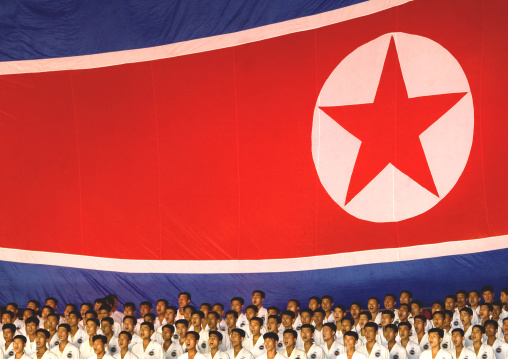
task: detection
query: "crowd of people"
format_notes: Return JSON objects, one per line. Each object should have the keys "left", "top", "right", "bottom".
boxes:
{"left": 1, "top": 286, "right": 507, "bottom": 359}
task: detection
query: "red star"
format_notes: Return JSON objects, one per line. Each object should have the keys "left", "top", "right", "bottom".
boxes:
{"left": 320, "top": 36, "right": 467, "bottom": 205}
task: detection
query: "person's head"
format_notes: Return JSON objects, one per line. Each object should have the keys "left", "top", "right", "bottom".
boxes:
{"left": 123, "top": 302, "right": 135, "bottom": 317}
{"left": 86, "top": 318, "right": 100, "bottom": 337}
{"left": 185, "top": 331, "right": 199, "bottom": 350}
{"left": 6, "top": 303, "right": 18, "bottom": 316}
{"left": 384, "top": 294, "right": 397, "bottom": 311}
{"left": 143, "top": 313, "right": 156, "bottom": 324}
{"left": 451, "top": 328, "right": 465, "bottom": 348}
{"left": 313, "top": 308, "right": 325, "bottom": 325}
{"left": 432, "top": 311, "right": 444, "bottom": 329}
{"left": 350, "top": 302, "right": 362, "bottom": 319}
{"left": 481, "top": 285, "right": 494, "bottom": 304}
{"left": 341, "top": 317, "right": 354, "bottom": 332}
{"left": 139, "top": 301, "right": 152, "bottom": 317}
{"left": 471, "top": 325, "right": 486, "bottom": 343}
{"left": 384, "top": 324, "right": 398, "bottom": 343}
{"left": 57, "top": 324, "right": 71, "bottom": 341}
{"left": 98, "top": 304, "right": 112, "bottom": 320}
{"left": 281, "top": 310, "right": 296, "bottom": 329}
{"left": 175, "top": 319, "right": 189, "bottom": 339}
{"left": 358, "top": 311, "right": 372, "bottom": 328}
{"left": 456, "top": 290, "right": 468, "bottom": 307}
{"left": 64, "top": 303, "right": 77, "bottom": 321}
{"left": 118, "top": 331, "right": 132, "bottom": 350}
{"left": 367, "top": 297, "right": 380, "bottom": 313}
{"left": 491, "top": 301, "right": 502, "bottom": 321}
{"left": 414, "top": 315, "right": 427, "bottom": 334}
{"left": 322, "top": 323, "right": 337, "bottom": 341}
{"left": 35, "top": 329, "right": 50, "bottom": 349}
{"left": 444, "top": 295, "right": 457, "bottom": 311}
{"left": 199, "top": 303, "right": 212, "bottom": 319}
{"left": 321, "top": 295, "right": 333, "bottom": 312}
{"left": 411, "top": 300, "right": 423, "bottom": 317}
{"left": 161, "top": 324, "right": 175, "bottom": 343}
{"left": 300, "top": 324, "right": 315, "bottom": 343}
{"left": 225, "top": 310, "right": 239, "bottom": 329}
{"left": 469, "top": 290, "right": 481, "bottom": 307}
{"left": 249, "top": 317, "right": 263, "bottom": 336}
{"left": 479, "top": 303, "right": 493, "bottom": 320}
{"left": 332, "top": 305, "right": 346, "bottom": 322}
{"left": 2, "top": 311, "right": 14, "bottom": 324}
{"left": 25, "top": 316, "right": 40, "bottom": 336}
{"left": 459, "top": 307, "right": 473, "bottom": 325}
{"left": 191, "top": 311, "right": 204, "bottom": 329}
{"left": 245, "top": 305, "right": 259, "bottom": 321}
{"left": 343, "top": 331, "right": 359, "bottom": 350}
{"left": 230, "top": 329, "right": 246, "bottom": 348}
{"left": 207, "top": 311, "right": 220, "bottom": 330}
{"left": 27, "top": 300, "right": 41, "bottom": 312}
{"left": 80, "top": 303, "right": 93, "bottom": 318}
{"left": 178, "top": 292, "right": 191, "bottom": 309}
{"left": 212, "top": 303, "right": 224, "bottom": 317}
{"left": 92, "top": 335, "right": 108, "bottom": 355}
{"left": 300, "top": 308, "right": 313, "bottom": 325}
{"left": 2, "top": 324, "right": 16, "bottom": 343}
{"left": 398, "top": 322, "right": 412, "bottom": 340}
{"left": 283, "top": 329, "right": 297, "bottom": 349}
{"left": 208, "top": 331, "right": 223, "bottom": 350}
{"left": 428, "top": 328, "right": 444, "bottom": 348}
{"left": 183, "top": 305, "right": 196, "bottom": 322}
{"left": 252, "top": 290, "right": 265, "bottom": 307}
{"left": 139, "top": 322, "right": 155, "bottom": 340}
{"left": 431, "top": 301, "right": 444, "bottom": 314}
{"left": 380, "top": 310, "right": 395, "bottom": 327}
{"left": 122, "top": 316, "right": 136, "bottom": 333}
{"left": 231, "top": 297, "right": 244, "bottom": 314}
{"left": 442, "top": 310, "right": 453, "bottom": 329}
{"left": 263, "top": 332, "right": 279, "bottom": 352}
{"left": 156, "top": 299, "right": 168, "bottom": 316}
{"left": 287, "top": 299, "right": 300, "bottom": 314}
{"left": 309, "top": 296, "right": 321, "bottom": 311}
{"left": 500, "top": 288, "right": 508, "bottom": 304}
{"left": 45, "top": 297, "right": 58, "bottom": 310}
{"left": 267, "top": 306, "right": 280, "bottom": 317}
{"left": 484, "top": 320, "right": 498, "bottom": 338}
{"left": 13, "top": 335, "right": 27, "bottom": 354}
{"left": 101, "top": 317, "right": 114, "bottom": 336}
{"left": 398, "top": 304, "right": 410, "bottom": 321}
{"left": 364, "top": 322, "right": 378, "bottom": 343}
{"left": 94, "top": 298, "right": 105, "bottom": 313}
{"left": 46, "top": 313, "right": 59, "bottom": 331}
{"left": 400, "top": 290, "right": 413, "bottom": 304}
{"left": 267, "top": 315, "right": 281, "bottom": 333}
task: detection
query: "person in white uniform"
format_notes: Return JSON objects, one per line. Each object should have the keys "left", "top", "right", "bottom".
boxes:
{"left": 231, "top": 299, "right": 248, "bottom": 331}
{"left": 483, "top": 320, "right": 508, "bottom": 359}
{"left": 384, "top": 325, "right": 406, "bottom": 359}
{"left": 101, "top": 318, "right": 120, "bottom": 356}
{"left": 409, "top": 316, "right": 429, "bottom": 351}
{"left": 419, "top": 329, "right": 452, "bottom": 359}
{"left": 449, "top": 329, "right": 476, "bottom": 359}
{"left": 4, "top": 323, "right": 17, "bottom": 358}
{"left": 68, "top": 311, "right": 87, "bottom": 349}
{"left": 161, "top": 325, "right": 182, "bottom": 359}
{"left": 89, "top": 335, "right": 115, "bottom": 359}
{"left": 113, "top": 332, "right": 139, "bottom": 359}
{"left": 31, "top": 329, "right": 58, "bottom": 359}
{"left": 466, "top": 326, "right": 494, "bottom": 359}
{"left": 205, "top": 331, "right": 229, "bottom": 359}
{"left": 226, "top": 329, "right": 254, "bottom": 359}
{"left": 298, "top": 324, "right": 326, "bottom": 359}
{"left": 81, "top": 319, "right": 102, "bottom": 359}
{"left": 320, "top": 296, "right": 334, "bottom": 324}
{"left": 396, "top": 323, "right": 419, "bottom": 359}
{"left": 176, "top": 332, "right": 207, "bottom": 359}
{"left": 46, "top": 314, "right": 60, "bottom": 350}
{"left": 50, "top": 324, "right": 80, "bottom": 359}
{"left": 207, "top": 313, "right": 230, "bottom": 352}
{"left": 278, "top": 329, "right": 305, "bottom": 359}
{"left": 132, "top": 323, "right": 164, "bottom": 359}
{"left": 251, "top": 291, "right": 268, "bottom": 326}
{"left": 11, "top": 335, "right": 31, "bottom": 359}
{"left": 356, "top": 323, "right": 389, "bottom": 359}
{"left": 431, "top": 312, "right": 454, "bottom": 351}
{"left": 23, "top": 317, "right": 39, "bottom": 356}
{"left": 319, "top": 323, "right": 345, "bottom": 359}
{"left": 255, "top": 333, "right": 286, "bottom": 359}
{"left": 122, "top": 317, "right": 142, "bottom": 351}
{"left": 336, "top": 331, "right": 367, "bottom": 359}
{"left": 242, "top": 318, "right": 265, "bottom": 358}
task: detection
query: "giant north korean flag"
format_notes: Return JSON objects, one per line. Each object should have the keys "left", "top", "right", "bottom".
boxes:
{"left": 0, "top": 0, "right": 507, "bottom": 308}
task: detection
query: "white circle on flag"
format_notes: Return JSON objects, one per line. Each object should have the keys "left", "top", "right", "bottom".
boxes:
{"left": 312, "top": 32, "right": 474, "bottom": 222}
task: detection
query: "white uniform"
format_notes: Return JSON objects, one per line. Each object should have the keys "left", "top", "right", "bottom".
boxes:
{"left": 236, "top": 315, "right": 249, "bottom": 332}
{"left": 219, "top": 320, "right": 227, "bottom": 332}
{"left": 325, "top": 314, "right": 334, "bottom": 324}
{"left": 302, "top": 344, "right": 326, "bottom": 359}
{"left": 49, "top": 333, "right": 59, "bottom": 350}
{"left": 399, "top": 341, "right": 420, "bottom": 359}
{"left": 151, "top": 333, "right": 163, "bottom": 346}
{"left": 440, "top": 332, "right": 455, "bottom": 351}
{"left": 357, "top": 343, "right": 389, "bottom": 359}
{"left": 320, "top": 341, "right": 345, "bottom": 359}
{"left": 451, "top": 311, "right": 463, "bottom": 330}
{"left": 177, "top": 352, "right": 208, "bottom": 359}
{"left": 88, "top": 354, "right": 115, "bottom": 359}
{"left": 31, "top": 350, "right": 58, "bottom": 359}
{"left": 388, "top": 343, "right": 407, "bottom": 359}
{"left": 312, "top": 330, "right": 324, "bottom": 347}
{"left": 294, "top": 317, "right": 302, "bottom": 332}
{"left": 128, "top": 335, "right": 143, "bottom": 351}
{"left": 69, "top": 329, "right": 88, "bottom": 348}
{"left": 113, "top": 351, "right": 139, "bottom": 359}
{"left": 197, "top": 331, "right": 210, "bottom": 354}
{"left": 163, "top": 342, "right": 183, "bottom": 359}
{"left": 255, "top": 353, "right": 287, "bottom": 359}
{"left": 466, "top": 344, "right": 495, "bottom": 359}
{"left": 257, "top": 308, "right": 268, "bottom": 326}
{"left": 419, "top": 349, "right": 453, "bottom": 359}
{"left": 3, "top": 343, "right": 13, "bottom": 359}
{"left": 205, "top": 351, "right": 229, "bottom": 359}
{"left": 14, "top": 318, "right": 25, "bottom": 331}
{"left": 24, "top": 338, "right": 38, "bottom": 357}
{"left": 489, "top": 339, "right": 508, "bottom": 359}
{"left": 80, "top": 341, "right": 97, "bottom": 359}
{"left": 448, "top": 347, "right": 476, "bottom": 359}
{"left": 51, "top": 343, "right": 81, "bottom": 359}
{"left": 463, "top": 327, "right": 474, "bottom": 348}
{"left": 242, "top": 336, "right": 265, "bottom": 358}
{"left": 154, "top": 319, "right": 167, "bottom": 332}
{"left": 112, "top": 312, "right": 125, "bottom": 325}
{"left": 132, "top": 341, "right": 164, "bottom": 359}
{"left": 373, "top": 314, "right": 382, "bottom": 326}
{"left": 336, "top": 352, "right": 367, "bottom": 359}
{"left": 409, "top": 334, "right": 429, "bottom": 352}
{"left": 226, "top": 348, "right": 254, "bottom": 359}
{"left": 108, "top": 337, "right": 121, "bottom": 356}
{"left": 278, "top": 348, "right": 306, "bottom": 359}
